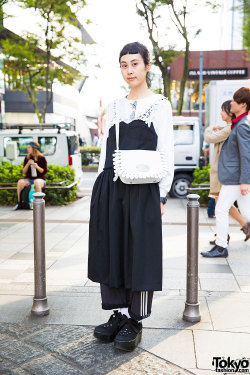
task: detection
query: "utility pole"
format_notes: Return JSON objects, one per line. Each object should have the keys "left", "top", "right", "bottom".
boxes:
{"left": 199, "top": 51, "right": 203, "bottom": 127}
{"left": 231, "top": 0, "right": 235, "bottom": 49}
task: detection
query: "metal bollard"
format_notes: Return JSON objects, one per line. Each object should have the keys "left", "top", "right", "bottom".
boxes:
{"left": 31, "top": 192, "right": 49, "bottom": 316}
{"left": 183, "top": 194, "right": 201, "bottom": 323}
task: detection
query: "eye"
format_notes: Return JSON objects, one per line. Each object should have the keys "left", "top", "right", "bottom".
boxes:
{"left": 133, "top": 63, "right": 138, "bottom": 66}
{"left": 121, "top": 64, "right": 127, "bottom": 69}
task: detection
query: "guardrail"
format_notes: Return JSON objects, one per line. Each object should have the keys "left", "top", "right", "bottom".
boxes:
{"left": 0, "top": 180, "right": 78, "bottom": 190}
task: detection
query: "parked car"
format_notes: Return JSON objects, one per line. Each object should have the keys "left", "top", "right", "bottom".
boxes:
{"left": 0, "top": 124, "right": 82, "bottom": 183}
{"left": 169, "top": 116, "right": 204, "bottom": 198}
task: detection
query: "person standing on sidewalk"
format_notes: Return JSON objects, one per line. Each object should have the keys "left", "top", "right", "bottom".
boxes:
{"left": 88, "top": 42, "right": 174, "bottom": 351}
{"left": 14, "top": 142, "right": 47, "bottom": 210}
{"left": 201, "top": 87, "right": 250, "bottom": 258}
{"left": 204, "top": 100, "right": 246, "bottom": 245}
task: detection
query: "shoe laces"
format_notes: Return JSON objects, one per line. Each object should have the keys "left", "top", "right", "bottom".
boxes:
{"left": 119, "top": 319, "right": 140, "bottom": 336}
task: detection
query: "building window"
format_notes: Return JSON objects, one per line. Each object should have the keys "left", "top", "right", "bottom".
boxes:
{"left": 38, "top": 137, "right": 57, "bottom": 156}
{"left": 4, "top": 137, "right": 33, "bottom": 157}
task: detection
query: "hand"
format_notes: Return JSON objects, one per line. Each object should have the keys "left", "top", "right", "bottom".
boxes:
{"left": 32, "top": 163, "right": 38, "bottom": 169}
{"left": 212, "top": 125, "right": 222, "bottom": 131}
{"left": 160, "top": 202, "right": 164, "bottom": 216}
{"left": 240, "top": 184, "right": 249, "bottom": 196}
{"left": 28, "top": 159, "right": 34, "bottom": 165}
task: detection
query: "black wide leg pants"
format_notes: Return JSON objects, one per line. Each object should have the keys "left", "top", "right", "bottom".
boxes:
{"left": 100, "top": 284, "right": 154, "bottom": 321}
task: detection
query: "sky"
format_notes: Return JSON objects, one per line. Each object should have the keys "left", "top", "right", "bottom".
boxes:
{"left": 4, "top": 0, "right": 243, "bottom": 116}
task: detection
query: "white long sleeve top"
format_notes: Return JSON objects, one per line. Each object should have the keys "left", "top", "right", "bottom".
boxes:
{"left": 97, "top": 94, "right": 174, "bottom": 197}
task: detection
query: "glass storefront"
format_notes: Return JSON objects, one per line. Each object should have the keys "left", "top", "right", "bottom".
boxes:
{"left": 170, "top": 80, "right": 209, "bottom": 111}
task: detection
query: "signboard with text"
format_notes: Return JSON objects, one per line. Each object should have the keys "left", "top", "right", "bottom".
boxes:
{"left": 188, "top": 68, "right": 248, "bottom": 79}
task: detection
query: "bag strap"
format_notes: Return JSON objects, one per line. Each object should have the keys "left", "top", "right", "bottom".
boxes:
{"left": 115, "top": 99, "right": 120, "bottom": 150}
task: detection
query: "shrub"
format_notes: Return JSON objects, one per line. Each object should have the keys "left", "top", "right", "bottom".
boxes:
{"left": 80, "top": 146, "right": 100, "bottom": 165}
{"left": 0, "top": 162, "right": 77, "bottom": 206}
{"left": 192, "top": 165, "right": 210, "bottom": 204}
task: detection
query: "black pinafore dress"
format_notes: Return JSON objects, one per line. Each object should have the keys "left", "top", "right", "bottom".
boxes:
{"left": 88, "top": 107, "right": 163, "bottom": 292}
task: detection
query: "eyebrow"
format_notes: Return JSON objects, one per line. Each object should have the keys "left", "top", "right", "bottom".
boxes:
{"left": 120, "top": 59, "right": 140, "bottom": 64}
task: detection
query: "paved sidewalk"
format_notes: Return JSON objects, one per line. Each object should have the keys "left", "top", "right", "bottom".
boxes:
{"left": 0, "top": 191, "right": 250, "bottom": 374}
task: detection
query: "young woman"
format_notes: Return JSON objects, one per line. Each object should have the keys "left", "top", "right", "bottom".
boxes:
{"left": 88, "top": 42, "right": 174, "bottom": 351}
{"left": 15, "top": 141, "right": 47, "bottom": 209}
{"left": 202, "top": 100, "right": 246, "bottom": 254}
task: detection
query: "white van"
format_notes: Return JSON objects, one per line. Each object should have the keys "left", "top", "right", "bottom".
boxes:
{"left": 0, "top": 124, "right": 82, "bottom": 183}
{"left": 170, "top": 116, "right": 203, "bottom": 198}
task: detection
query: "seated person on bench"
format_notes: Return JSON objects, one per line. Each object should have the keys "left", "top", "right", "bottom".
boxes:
{"left": 14, "top": 142, "right": 47, "bottom": 210}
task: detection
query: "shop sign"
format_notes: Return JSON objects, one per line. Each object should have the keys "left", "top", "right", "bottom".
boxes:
{"left": 188, "top": 68, "right": 248, "bottom": 79}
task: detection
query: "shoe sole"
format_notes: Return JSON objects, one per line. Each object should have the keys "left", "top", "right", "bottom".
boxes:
{"left": 114, "top": 330, "right": 142, "bottom": 352}
{"left": 201, "top": 253, "right": 228, "bottom": 258}
{"left": 94, "top": 331, "right": 116, "bottom": 342}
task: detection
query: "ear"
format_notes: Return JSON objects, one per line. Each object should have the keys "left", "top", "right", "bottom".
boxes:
{"left": 146, "top": 62, "right": 152, "bottom": 72}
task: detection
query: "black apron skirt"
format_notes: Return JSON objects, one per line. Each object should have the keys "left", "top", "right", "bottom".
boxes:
{"left": 88, "top": 120, "right": 162, "bottom": 292}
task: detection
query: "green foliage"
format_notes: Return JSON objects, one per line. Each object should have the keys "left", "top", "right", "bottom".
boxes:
{"left": 242, "top": 0, "right": 250, "bottom": 51}
{"left": 0, "top": 162, "right": 77, "bottom": 206}
{"left": 80, "top": 146, "right": 100, "bottom": 166}
{"left": 192, "top": 165, "right": 210, "bottom": 204}
{"left": 1, "top": 0, "right": 87, "bottom": 123}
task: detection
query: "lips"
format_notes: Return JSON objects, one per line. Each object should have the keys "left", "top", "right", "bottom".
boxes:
{"left": 128, "top": 77, "right": 136, "bottom": 80}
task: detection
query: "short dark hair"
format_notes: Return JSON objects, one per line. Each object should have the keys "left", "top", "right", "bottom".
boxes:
{"left": 233, "top": 87, "right": 250, "bottom": 111}
{"left": 221, "top": 100, "right": 236, "bottom": 120}
{"left": 119, "top": 42, "right": 151, "bottom": 87}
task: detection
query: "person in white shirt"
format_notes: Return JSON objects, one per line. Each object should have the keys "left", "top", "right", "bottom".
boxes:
{"left": 88, "top": 42, "right": 174, "bottom": 351}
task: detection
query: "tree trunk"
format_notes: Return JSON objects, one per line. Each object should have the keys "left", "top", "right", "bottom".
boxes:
{"left": 177, "top": 40, "right": 189, "bottom": 115}
{"left": 162, "top": 68, "right": 171, "bottom": 101}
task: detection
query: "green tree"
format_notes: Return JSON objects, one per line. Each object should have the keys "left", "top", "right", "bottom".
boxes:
{"left": 1, "top": 0, "right": 87, "bottom": 123}
{"left": 137, "top": 0, "right": 180, "bottom": 99}
{"left": 138, "top": 0, "right": 219, "bottom": 114}
{"left": 242, "top": 0, "right": 250, "bottom": 51}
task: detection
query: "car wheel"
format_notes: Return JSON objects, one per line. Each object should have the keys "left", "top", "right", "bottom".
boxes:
{"left": 169, "top": 174, "right": 193, "bottom": 199}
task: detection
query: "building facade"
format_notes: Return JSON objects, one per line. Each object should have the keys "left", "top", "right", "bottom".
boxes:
{"left": 168, "top": 49, "right": 250, "bottom": 116}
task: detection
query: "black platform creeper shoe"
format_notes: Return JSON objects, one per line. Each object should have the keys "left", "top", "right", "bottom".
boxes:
{"left": 201, "top": 244, "right": 228, "bottom": 258}
{"left": 114, "top": 318, "right": 142, "bottom": 351}
{"left": 94, "top": 310, "right": 128, "bottom": 342}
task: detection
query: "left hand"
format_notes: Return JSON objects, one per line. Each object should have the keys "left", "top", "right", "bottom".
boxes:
{"left": 240, "top": 184, "right": 250, "bottom": 196}
{"left": 212, "top": 125, "right": 222, "bottom": 131}
{"left": 160, "top": 202, "right": 164, "bottom": 216}
{"left": 32, "top": 163, "right": 38, "bottom": 169}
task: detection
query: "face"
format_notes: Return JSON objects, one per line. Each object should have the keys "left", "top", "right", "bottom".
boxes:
{"left": 27, "top": 145, "right": 33, "bottom": 154}
{"left": 120, "top": 53, "right": 152, "bottom": 88}
{"left": 230, "top": 99, "right": 247, "bottom": 115}
{"left": 220, "top": 109, "right": 231, "bottom": 122}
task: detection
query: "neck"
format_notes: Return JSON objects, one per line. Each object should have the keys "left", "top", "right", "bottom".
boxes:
{"left": 234, "top": 108, "right": 247, "bottom": 118}
{"left": 127, "top": 82, "right": 152, "bottom": 100}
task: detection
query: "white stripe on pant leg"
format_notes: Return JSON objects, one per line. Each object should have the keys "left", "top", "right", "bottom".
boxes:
{"left": 143, "top": 292, "right": 145, "bottom": 316}
{"left": 145, "top": 292, "right": 148, "bottom": 316}
{"left": 140, "top": 292, "right": 144, "bottom": 316}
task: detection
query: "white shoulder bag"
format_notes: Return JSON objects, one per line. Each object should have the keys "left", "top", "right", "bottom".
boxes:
{"left": 112, "top": 100, "right": 168, "bottom": 184}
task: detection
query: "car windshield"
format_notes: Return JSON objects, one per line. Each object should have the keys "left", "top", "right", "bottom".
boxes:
{"left": 173, "top": 125, "right": 194, "bottom": 145}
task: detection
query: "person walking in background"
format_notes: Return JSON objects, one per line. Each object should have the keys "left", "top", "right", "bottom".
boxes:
{"left": 92, "top": 133, "right": 99, "bottom": 146}
{"left": 88, "top": 42, "right": 174, "bottom": 351}
{"left": 14, "top": 142, "right": 47, "bottom": 210}
{"left": 201, "top": 87, "right": 250, "bottom": 258}
{"left": 204, "top": 100, "right": 246, "bottom": 245}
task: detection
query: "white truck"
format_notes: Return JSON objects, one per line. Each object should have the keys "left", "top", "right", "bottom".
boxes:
{"left": 169, "top": 116, "right": 203, "bottom": 198}
{"left": 0, "top": 124, "right": 83, "bottom": 183}
{"left": 205, "top": 79, "right": 250, "bottom": 128}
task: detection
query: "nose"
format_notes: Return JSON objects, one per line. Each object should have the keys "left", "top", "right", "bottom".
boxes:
{"left": 127, "top": 65, "right": 133, "bottom": 74}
